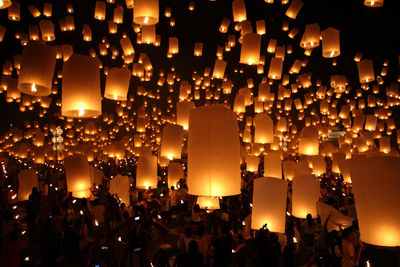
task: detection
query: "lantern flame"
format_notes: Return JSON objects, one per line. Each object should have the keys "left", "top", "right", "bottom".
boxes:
{"left": 31, "top": 83, "right": 37, "bottom": 93}
{"left": 144, "top": 16, "right": 149, "bottom": 24}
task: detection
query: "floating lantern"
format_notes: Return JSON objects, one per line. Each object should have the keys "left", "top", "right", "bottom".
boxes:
{"left": 94, "top": 1, "right": 106, "bottom": 20}
{"left": 292, "top": 174, "right": 320, "bottom": 218}
{"left": 246, "top": 155, "right": 260, "bottom": 172}
{"left": 298, "top": 126, "right": 319, "bottom": 155}
{"left": 212, "top": 59, "right": 227, "bottom": 79}
{"left": 133, "top": 0, "right": 159, "bottom": 25}
{"left": 364, "top": 0, "right": 384, "bottom": 7}
{"left": 110, "top": 174, "right": 130, "bottom": 205}
{"left": 104, "top": 67, "right": 131, "bottom": 101}
{"left": 285, "top": 0, "right": 303, "bottom": 19}
{"left": 264, "top": 152, "right": 282, "bottom": 179}
{"left": 240, "top": 33, "right": 261, "bottom": 65}
{"left": 232, "top": 0, "right": 246, "bottom": 22}
{"left": 268, "top": 57, "right": 283, "bottom": 80}
{"left": 64, "top": 155, "right": 92, "bottom": 198}
{"left": 300, "top": 23, "right": 320, "bottom": 49}
{"left": 176, "top": 101, "right": 195, "bottom": 130}
{"left": 136, "top": 147, "right": 157, "bottom": 189}
{"left": 357, "top": 59, "right": 375, "bottom": 83}
{"left": 161, "top": 124, "right": 184, "bottom": 160}
{"left": 254, "top": 113, "right": 274, "bottom": 144}
{"left": 39, "top": 20, "right": 56, "bottom": 41}
{"left": 321, "top": 27, "right": 340, "bottom": 58}
{"left": 168, "top": 162, "right": 184, "bottom": 188}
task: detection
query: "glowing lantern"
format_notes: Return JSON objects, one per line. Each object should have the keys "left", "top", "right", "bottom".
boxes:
{"left": 364, "top": 0, "right": 384, "bottom": 7}
{"left": 246, "top": 155, "right": 260, "bottom": 172}
{"left": 292, "top": 174, "right": 320, "bottom": 218}
{"left": 110, "top": 174, "right": 130, "bottom": 205}
{"left": 176, "top": 101, "right": 195, "bottom": 130}
{"left": 300, "top": 23, "right": 320, "bottom": 49}
{"left": 104, "top": 67, "right": 130, "bottom": 101}
{"left": 379, "top": 136, "right": 390, "bottom": 154}
{"left": 8, "top": 1, "right": 20, "bottom": 21}
{"left": 161, "top": 124, "right": 183, "bottom": 160}
{"left": 357, "top": 59, "right": 375, "bottom": 83}
{"left": 240, "top": 33, "right": 261, "bottom": 65}
{"left": 142, "top": 25, "right": 156, "bottom": 44}
{"left": 188, "top": 105, "right": 241, "bottom": 197}
{"left": 254, "top": 113, "right": 274, "bottom": 144}
{"left": 120, "top": 37, "right": 135, "bottom": 56}
{"left": 264, "top": 152, "right": 282, "bottom": 179}
{"left": 64, "top": 155, "right": 92, "bottom": 198}
{"left": 212, "top": 59, "right": 227, "bottom": 79}
{"left": 251, "top": 177, "right": 287, "bottom": 232}
{"left": 321, "top": 27, "right": 340, "bottom": 58}
{"left": 168, "top": 37, "right": 179, "bottom": 54}
{"left": 283, "top": 160, "right": 296, "bottom": 180}
{"left": 232, "top": 0, "right": 246, "bottom": 22}
{"left": 39, "top": 20, "right": 55, "bottom": 41}
{"left": 18, "top": 169, "right": 39, "bottom": 201}
{"left": 277, "top": 117, "right": 287, "bottom": 132}
{"left": 136, "top": 147, "right": 157, "bottom": 189}
{"left": 0, "top": 0, "right": 12, "bottom": 9}
{"left": 285, "top": 0, "right": 303, "bottom": 19}
{"left": 364, "top": 115, "right": 377, "bottom": 131}
{"left": 350, "top": 156, "right": 400, "bottom": 247}
{"left": 18, "top": 42, "right": 56, "bottom": 97}
{"left": 268, "top": 57, "right": 283, "bottom": 80}
{"left": 94, "top": 1, "right": 106, "bottom": 20}
{"left": 133, "top": 0, "right": 159, "bottom": 25}
{"left": 338, "top": 159, "right": 352, "bottom": 183}
{"left": 168, "top": 162, "right": 184, "bottom": 188}
{"left": 298, "top": 126, "right": 319, "bottom": 155}
{"left": 62, "top": 55, "right": 102, "bottom": 118}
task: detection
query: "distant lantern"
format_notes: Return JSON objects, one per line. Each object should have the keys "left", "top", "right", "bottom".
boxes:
{"left": 212, "top": 59, "right": 227, "bottom": 79}
{"left": 298, "top": 126, "right": 319, "bottom": 155}
{"left": 17, "top": 169, "right": 38, "bottom": 201}
{"left": 18, "top": 42, "right": 57, "bottom": 97}
{"left": 357, "top": 59, "right": 375, "bottom": 83}
{"left": 62, "top": 55, "right": 102, "bottom": 118}
{"left": 251, "top": 177, "right": 287, "bottom": 232}
{"left": 113, "top": 4, "right": 124, "bottom": 23}
{"left": 64, "top": 155, "right": 92, "bottom": 198}
{"left": 194, "top": 42, "right": 203, "bottom": 56}
{"left": 168, "top": 162, "right": 184, "bottom": 188}
{"left": 292, "top": 174, "right": 320, "bottom": 218}
{"left": 176, "top": 101, "right": 195, "bottom": 130}
{"left": 188, "top": 105, "right": 241, "bottom": 197}
{"left": 277, "top": 117, "right": 287, "bottom": 132}
{"left": 120, "top": 37, "right": 135, "bottom": 56}
{"left": 168, "top": 37, "right": 179, "bottom": 54}
{"left": 364, "top": 115, "right": 377, "bottom": 131}
{"left": 300, "top": 23, "right": 320, "bottom": 49}
{"left": 142, "top": 25, "right": 156, "bottom": 44}
{"left": 350, "top": 157, "right": 400, "bottom": 247}
{"left": 0, "top": 25, "right": 5, "bottom": 42}
{"left": 264, "top": 152, "right": 282, "bottom": 179}
{"left": 285, "top": 0, "right": 303, "bottom": 19}
{"left": 110, "top": 174, "right": 130, "bottom": 205}
{"left": 246, "top": 155, "right": 260, "bottom": 172}
{"left": 379, "top": 136, "right": 390, "bottom": 154}
{"left": 104, "top": 67, "right": 131, "bottom": 101}
{"left": 133, "top": 0, "right": 159, "bottom": 25}
{"left": 364, "top": 0, "right": 384, "bottom": 7}
{"left": 94, "top": 1, "right": 106, "bottom": 20}
{"left": 321, "top": 27, "right": 340, "bottom": 58}
{"left": 82, "top": 24, "right": 92, "bottom": 41}
{"left": 39, "top": 20, "right": 56, "bottom": 41}
{"left": 8, "top": 1, "right": 20, "bottom": 21}
{"left": 161, "top": 124, "right": 184, "bottom": 160}
{"left": 240, "top": 33, "right": 261, "bottom": 65}
{"left": 283, "top": 160, "right": 296, "bottom": 180}
{"left": 43, "top": 2, "right": 52, "bottom": 17}
{"left": 268, "top": 57, "right": 283, "bottom": 80}
{"left": 0, "top": 0, "right": 12, "bottom": 9}
{"left": 232, "top": 0, "right": 246, "bottom": 22}
{"left": 136, "top": 147, "right": 157, "bottom": 189}
{"left": 254, "top": 113, "right": 274, "bottom": 144}
{"left": 196, "top": 196, "right": 220, "bottom": 210}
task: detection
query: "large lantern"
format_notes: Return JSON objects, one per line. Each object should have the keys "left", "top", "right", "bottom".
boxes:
{"left": 62, "top": 55, "right": 102, "bottom": 118}
{"left": 168, "top": 162, "right": 184, "bottom": 188}
{"left": 246, "top": 155, "right": 260, "bottom": 172}
{"left": 161, "top": 124, "right": 184, "bottom": 160}
{"left": 64, "top": 155, "right": 92, "bottom": 198}
{"left": 264, "top": 152, "right": 282, "bottom": 179}
{"left": 298, "top": 126, "right": 319, "bottom": 155}
{"left": 321, "top": 27, "right": 340, "bottom": 58}
{"left": 136, "top": 147, "right": 157, "bottom": 189}
{"left": 110, "top": 174, "right": 130, "bottom": 205}
{"left": 176, "top": 101, "right": 195, "bottom": 130}
{"left": 251, "top": 177, "right": 288, "bottom": 232}
{"left": 133, "top": 0, "right": 159, "bottom": 25}
{"left": 292, "top": 174, "right": 320, "bottom": 218}
{"left": 188, "top": 105, "right": 241, "bottom": 197}
{"left": 104, "top": 67, "right": 131, "bottom": 101}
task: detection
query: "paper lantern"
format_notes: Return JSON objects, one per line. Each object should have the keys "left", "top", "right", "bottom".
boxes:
{"left": 0, "top": 0, "right": 12, "bottom": 9}
{"left": 18, "top": 169, "right": 39, "bottom": 201}
{"left": 246, "top": 155, "right": 259, "bottom": 172}
{"left": 110, "top": 174, "right": 130, "bottom": 205}
{"left": 196, "top": 196, "right": 220, "bottom": 210}
{"left": 309, "top": 155, "right": 326, "bottom": 175}
{"left": 268, "top": 57, "right": 283, "bottom": 80}
{"left": 338, "top": 159, "right": 352, "bottom": 183}
{"left": 379, "top": 136, "right": 390, "bottom": 154}
{"left": 232, "top": 0, "right": 246, "bottom": 22}
{"left": 285, "top": 0, "right": 303, "bottom": 19}
{"left": 292, "top": 174, "right": 320, "bottom": 218}
{"left": 18, "top": 42, "right": 56, "bottom": 97}
{"left": 298, "top": 126, "right": 319, "bottom": 156}
{"left": 133, "top": 0, "right": 159, "bottom": 25}
{"left": 364, "top": 115, "right": 377, "bottom": 131}
{"left": 141, "top": 25, "right": 156, "bottom": 44}
{"left": 357, "top": 59, "right": 375, "bottom": 83}
{"left": 350, "top": 157, "right": 400, "bottom": 247}
{"left": 188, "top": 105, "right": 241, "bottom": 197}
{"left": 8, "top": 1, "right": 20, "bottom": 21}
{"left": 194, "top": 42, "right": 203, "bottom": 56}
{"left": 161, "top": 124, "right": 183, "bottom": 160}
{"left": 43, "top": 2, "right": 52, "bottom": 17}
{"left": 94, "top": 1, "right": 106, "bottom": 20}
{"left": 321, "top": 27, "right": 340, "bottom": 58}
{"left": 276, "top": 117, "right": 287, "bottom": 132}
{"left": 240, "top": 33, "right": 261, "bottom": 65}
{"left": 254, "top": 113, "right": 274, "bottom": 144}
{"left": 168, "top": 162, "right": 184, "bottom": 188}
{"left": 251, "top": 177, "right": 287, "bottom": 232}
{"left": 168, "top": 37, "right": 179, "bottom": 54}
{"left": 283, "top": 160, "right": 296, "bottom": 180}
{"left": 62, "top": 55, "right": 101, "bottom": 118}
{"left": 364, "top": 0, "right": 384, "bottom": 7}
{"left": 300, "top": 23, "right": 320, "bottom": 49}
{"left": 64, "top": 155, "right": 92, "bottom": 198}
{"left": 317, "top": 201, "right": 354, "bottom": 232}
{"left": 39, "top": 20, "right": 55, "bottom": 41}
{"left": 0, "top": 25, "right": 6, "bottom": 42}
{"left": 176, "top": 101, "right": 195, "bottom": 130}
{"left": 264, "top": 152, "right": 282, "bottom": 179}
{"left": 104, "top": 67, "right": 130, "bottom": 101}
{"left": 136, "top": 147, "right": 157, "bottom": 189}
{"left": 212, "top": 59, "right": 227, "bottom": 79}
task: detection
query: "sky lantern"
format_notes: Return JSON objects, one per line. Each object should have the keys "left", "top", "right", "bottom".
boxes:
{"left": 133, "top": 0, "right": 159, "bottom": 25}
{"left": 268, "top": 57, "right": 283, "bottom": 80}
{"left": 110, "top": 174, "right": 130, "bottom": 205}
{"left": 104, "top": 67, "right": 131, "bottom": 101}
{"left": 350, "top": 157, "right": 400, "bottom": 247}
{"left": 188, "top": 105, "right": 241, "bottom": 197}
{"left": 292, "top": 174, "right": 320, "bottom": 218}
{"left": 285, "top": 0, "right": 303, "bottom": 19}
{"left": 232, "top": 0, "right": 247, "bottom": 22}
{"left": 176, "top": 101, "right": 195, "bottom": 130}
{"left": 212, "top": 59, "right": 227, "bottom": 79}
{"left": 321, "top": 27, "right": 340, "bottom": 58}
{"left": 64, "top": 154, "right": 92, "bottom": 198}
{"left": 357, "top": 59, "right": 375, "bottom": 83}
{"left": 300, "top": 23, "right": 320, "bottom": 49}
{"left": 251, "top": 177, "right": 287, "bottom": 232}
{"left": 8, "top": 1, "right": 20, "bottom": 21}
{"left": 298, "top": 126, "right": 319, "bottom": 156}
{"left": 61, "top": 55, "right": 102, "bottom": 118}
{"left": 379, "top": 136, "right": 390, "bottom": 154}
{"left": 39, "top": 20, "right": 55, "bottom": 41}
{"left": 246, "top": 155, "right": 260, "bottom": 172}
{"left": 18, "top": 42, "right": 56, "bottom": 97}
{"left": 168, "top": 162, "right": 184, "bottom": 188}
{"left": 18, "top": 169, "right": 39, "bottom": 201}
{"left": 264, "top": 152, "right": 282, "bottom": 179}
{"left": 364, "top": 0, "right": 384, "bottom": 7}
{"left": 161, "top": 124, "right": 184, "bottom": 160}
{"left": 283, "top": 160, "right": 296, "bottom": 180}
{"left": 240, "top": 33, "right": 261, "bottom": 65}
{"left": 120, "top": 37, "right": 135, "bottom": 56}
{"left": 94, "top": 1, "right": 106, "bottom": 20}
{"left": 136, "top": 147, "right": 157, "bottom": 189}
{"left": 254, "top": 113, "right": 274, "bottom": 144}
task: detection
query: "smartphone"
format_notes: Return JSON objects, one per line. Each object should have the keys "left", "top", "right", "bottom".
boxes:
{"left": 135, "top": 216, "right": 140, "bottom": 221}
{"left": 134, "top": 247, "right": 142, "bottom": 252}
{"left": 101, "top": 245, "right": 108, "bottom": 250}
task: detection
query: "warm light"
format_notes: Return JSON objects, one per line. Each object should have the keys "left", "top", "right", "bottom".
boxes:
{"left": 78, "top": 107, "right": 85, "bottom": 117}
{"left": 31, "top": 83, "right": 37, "bottom": 92}
{"left": 144, "top": 16, "right": 149, "bottom": 24}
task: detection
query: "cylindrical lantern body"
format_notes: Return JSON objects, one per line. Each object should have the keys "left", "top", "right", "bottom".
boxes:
{"left": 176, "top": 101, "right": 195, "bottom": 130}
{"left": 64, "top": 155, "right": 92, "bottom": 198}
{"left": 264, "top": 152, "right": 282, "bottom": 179}
{"left": 292, "top": 174, "right": 320, "bottom": 218}
{"left": 357, "top": 59, "right": 375, "bottom": 83}
{"left": 232, "top": 0, "right": 246, "bottom": 22}
{"left": 254, "top": 113, "right": 274, "bottom": 144}
{"left": 285, "top": 0, "right": 303, "bottom": 19}
{"left": 104, "top": 67, "right": 130, "bottom": 101}
{"left": 188, "top": 105, "right": 241, "bottom": 197}
{"left": 321, "top": 27, "right": 340, "bottom": 58}
{"left": 298, "top": 126, "right": 319, "bottom": 155}
{"left": 62, "top": 55, "right": 101, "bottom": 118}
{"left": 161, "top": 124, "right": 184, "bottom": 160}
{"left": 133, "top": 0, "right": 159, "bottom": 25}
{"left": 18, "top": 169, "right": 39, "bottom": 201}
{"left": 350, "top": 157, "right": 400, "bottom": 247}
{"left": 283, "top": 160, "right": 296, "bottom": 181}
{"left": 18, "top": 42, "right": 57, "bottom": 96}
{"left": 94, "top": 1, "right": 106, "bottom": 20}
{"left": 268, "top": 57, "right": 283, "bottom": 80}
{"left": 240, "top": 33, "right": 261, "bottom": 65}
{"left": 246, "top": 155, "right": 259, "bottom": 172}
{"left": 110, "top": 174, "right": 130, "bottom": 205}
{"left": 136, "top": 147, "right": 157, "bottom": 189}
{"left": 168, "top": 162, "right": 184, "bottom": 188}
{"left": 251, "top": 177, "right": 288, "bottom": 232}
{"left": 300, "top": 23, "right": 320, "bottom": 49}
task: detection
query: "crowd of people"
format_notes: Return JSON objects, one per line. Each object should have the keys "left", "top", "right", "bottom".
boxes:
{"left": 0, "top": 156, "right": 399, "bottom": 267}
